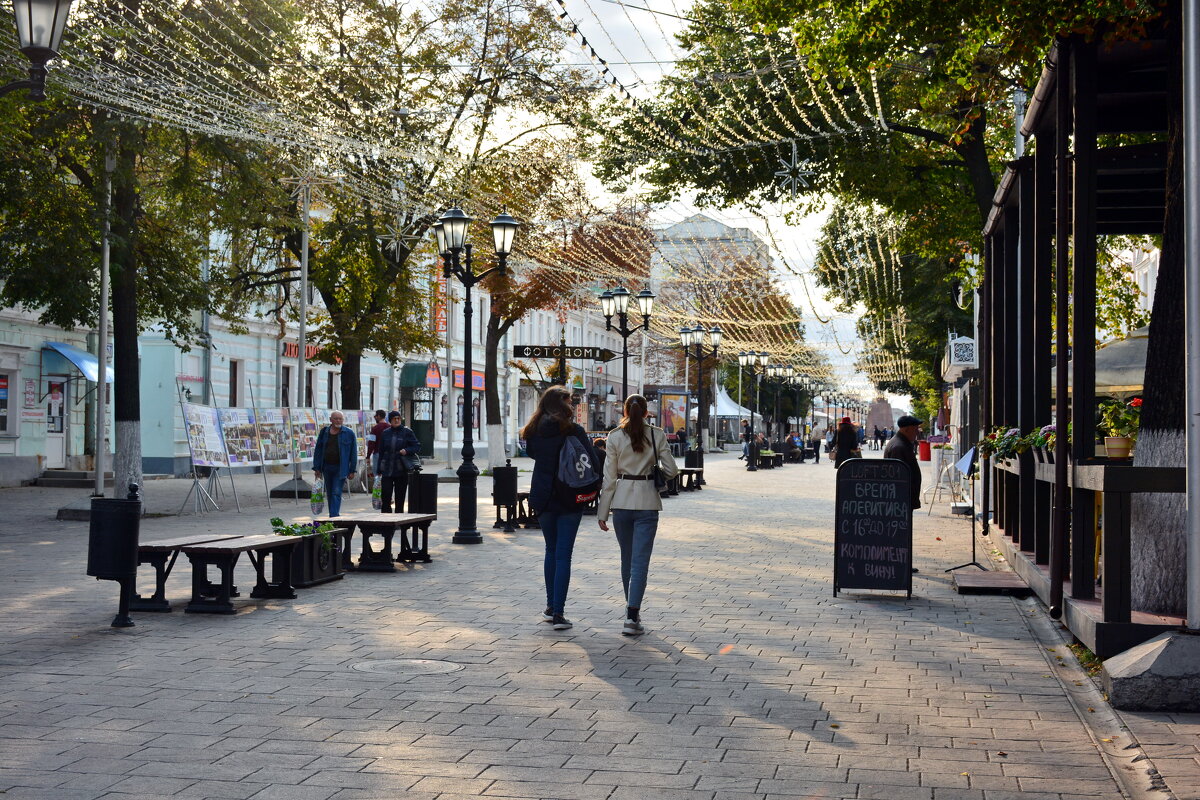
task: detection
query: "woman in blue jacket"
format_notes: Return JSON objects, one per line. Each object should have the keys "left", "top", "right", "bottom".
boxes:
{"left": 375, "top": 411, "right": 420, "bottom": 513}
{"left": 522, "top": 385, "right": 597, "bottom": 631}
{"left": 312, "top": 411, "right": 357, "bottom": 517}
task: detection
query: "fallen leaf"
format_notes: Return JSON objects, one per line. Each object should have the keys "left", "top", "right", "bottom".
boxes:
{"left": 1088, "top": 707, "right": 1095, "bottom": 713}
{"left": 830, "top": 723, "right": 840, "bottom": 728}
{"left": 961, "top": 772, "right": 970, "bottom": 776}
{"left": 997, "top": 752, "right": 1008, "bottom": 757}
{"left": 1101, "top": 738, "right": 1113, "bottom": 743}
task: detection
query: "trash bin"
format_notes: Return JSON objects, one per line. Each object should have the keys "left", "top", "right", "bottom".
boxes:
{"left": 684, "top": 450, "right": 700, "bottom": 469}
{"left": 491, "top": 461, "right": 519, "bottom": 532}
{"left": 407, "top": 472, "right": 439, "bottom": 514}
{"left": 918, "top": 440, "right": 932, "bottom": 461}
{"left": 86, "top": 484, "right": 141, "bottom": 628}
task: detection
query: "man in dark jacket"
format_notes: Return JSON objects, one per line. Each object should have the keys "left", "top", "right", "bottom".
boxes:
{"left": 883, "top": 414, "right": 923, "bottom": 510}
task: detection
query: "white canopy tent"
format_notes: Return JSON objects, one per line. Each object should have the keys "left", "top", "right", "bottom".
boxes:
{"left": 688, "top": 386, "right": 761, "bottom": 423}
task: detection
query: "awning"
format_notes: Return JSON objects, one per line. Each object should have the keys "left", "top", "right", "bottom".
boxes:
{"left": 42, "top": 341, "right": 113, "bottom": 383}
{"left": 399, "top": 360, "right": 440, "bottom": 388}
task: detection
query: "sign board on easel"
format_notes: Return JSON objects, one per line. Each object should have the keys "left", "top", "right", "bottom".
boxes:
{"left": 833, "top": 458, "right": 913, "bottom": 597}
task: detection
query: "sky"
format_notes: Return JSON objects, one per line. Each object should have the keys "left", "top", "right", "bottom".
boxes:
{"left": 558, "top": 0, "right": 904, "bottom": 409}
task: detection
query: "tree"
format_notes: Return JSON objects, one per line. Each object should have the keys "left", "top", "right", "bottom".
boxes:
{"left": 0, "top": 0, "right": 294, "bottom": 493}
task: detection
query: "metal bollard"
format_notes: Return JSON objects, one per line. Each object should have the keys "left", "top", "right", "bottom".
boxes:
{"left": 86, "top": 483, "right": 141, "bottom": 628}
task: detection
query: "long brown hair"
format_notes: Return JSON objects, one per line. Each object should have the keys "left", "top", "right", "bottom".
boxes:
{"left": 520, "top": 385, "right": 574, "bottom": 438}
{"left": 620, "top": 394, "right": 650, "bottom": 452}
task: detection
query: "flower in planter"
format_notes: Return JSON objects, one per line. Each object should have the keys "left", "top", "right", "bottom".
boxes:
{"left": 1099, "top": 397, "right": 1142, "bottom": 441}
{"left": 271, "top": 517, "right": 336, "bottom": 549}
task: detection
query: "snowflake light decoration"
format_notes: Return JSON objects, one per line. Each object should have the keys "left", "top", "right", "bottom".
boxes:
{"left": 774, "top": 139, "right": 815, "bottom": 199}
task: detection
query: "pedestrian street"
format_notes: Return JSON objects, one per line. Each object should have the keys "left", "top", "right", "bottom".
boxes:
{"left": 1, "top": 453, "right": 1197, "bottom": 800}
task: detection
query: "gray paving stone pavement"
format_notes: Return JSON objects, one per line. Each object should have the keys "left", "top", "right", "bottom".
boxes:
{"left": 1, "top": 452, "right": 1198, "bottom": 799}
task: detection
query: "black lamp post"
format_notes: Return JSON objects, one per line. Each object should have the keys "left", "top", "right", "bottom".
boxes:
{"left": 1, "top": 0, "right": 73, "bottom": 100}
{"left": 435, "top": 204, "right": 519, "bottom": 545}
{"left": 599, "top": 285, "right": 654, "bottom": 399}
{"left": 738, "top": 351, "right": 769, "bottom": 471}
{"left": 679, "top": 324, "right": 721, "bottom": 449}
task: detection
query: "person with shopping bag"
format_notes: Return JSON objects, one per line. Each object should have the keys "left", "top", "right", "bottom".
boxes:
{"left": 375, "top": 411, "right": 421, "bottom": 513}
{"left": 312, "top": 411, "right": 357, "bottom": 517}
{"left": 597, "top": 394, "right": 679, "bottom": 635}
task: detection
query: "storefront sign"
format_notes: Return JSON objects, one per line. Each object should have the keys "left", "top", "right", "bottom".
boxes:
{"left": 434, "top": 273, "right": 449, "bottom": 335}
{"left": 452, "top": 369, "right": 485, "bottom": 390}
{"left": 282, "top": 341, "right": 323, "bottom": 360}
{"left": 23, "top": 378, "right": 36, "bottom": 408}
{"left": 425, "top": 361, "right": 442, "bottom": 388}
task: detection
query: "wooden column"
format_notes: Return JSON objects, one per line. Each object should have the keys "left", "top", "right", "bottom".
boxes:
{"left": 1003, "top": 204, "right": 1021, "bottom": 541}
{"left": 1017, "top": 160, "right": 1038, "bottom": 552}
{"left": 1033, "top": 136, "right": 1055, "bottom": 565}
{"left": 1050, "top": 37, "right": 1072, "bottom": 619}
{"left": 1071, "top": 37, "right": 1098, "bottom": 600}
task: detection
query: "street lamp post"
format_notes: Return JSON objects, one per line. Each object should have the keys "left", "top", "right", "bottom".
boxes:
{"left": 679, "top": 324, "right": 721, "bottom": 478}
{"left": 739, "top": 351, "right": 770, "bottom": 471}
{"left": 599, "top": 286, "right": 654, "bottom": 399}
{"left": 1, "top": 0, "right": 73, "bottom": 100}
{"left": 435, "top": 204, "right": 519, "bottom": 545}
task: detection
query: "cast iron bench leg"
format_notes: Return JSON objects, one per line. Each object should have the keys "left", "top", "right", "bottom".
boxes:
{"left": 131, "top": 551, "right": 175, "bottom": 612}
{"left": 250, "top": 545, "right": 297, "bottom": 599}
{"left": 186, "top": 553, "right": 239, "bottom": 614}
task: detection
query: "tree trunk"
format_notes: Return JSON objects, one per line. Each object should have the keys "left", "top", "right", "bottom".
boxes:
{"left": 1131, "top": 0, "right": 1187, "bottom": 615}
{"left": 111, "top": 126, "right": 142, "bottom": 495}
{"left": 484, "top": 312, "right": 511, "bottom": 468}
{"left": 339, "top": 352, "right": 361, "bottom": 410}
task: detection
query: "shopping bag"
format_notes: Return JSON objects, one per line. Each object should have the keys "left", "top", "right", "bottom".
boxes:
{"left": 310, "top": 477, "right": 326, "bottom": 516}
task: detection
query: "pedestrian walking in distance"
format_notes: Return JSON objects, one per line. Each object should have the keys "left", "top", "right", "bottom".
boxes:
{"left": 375, "top": 411, "right": 420, "bottom": 513}
{"left": 522, "top": 385, "right": 600, "bottom": 631}
{"left": 312, "top": 411, "right": 357, "bottom": 517}
{"left": 597, "top": 394, "right": 679, "bottom": 635}
{"left": 833, "top": 416, "right": 858, "bottom": 468}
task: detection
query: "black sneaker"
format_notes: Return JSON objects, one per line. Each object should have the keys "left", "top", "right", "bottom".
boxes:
{"left": 541, "top": 607, "right": 553, "bottom": 622}
{"left": 552, "top": 614, "right": 572, "bottom": 630}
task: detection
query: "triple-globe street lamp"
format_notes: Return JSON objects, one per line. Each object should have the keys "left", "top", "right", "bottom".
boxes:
{"left": 433, "top": 205, "right": 519, "bottom": 545}
{"left": 679, "top": 324, "right": 721, "bottom": 477}
{"left": 599, "top": 286, "right": 654, "bottom": 399}
{"left": 1, "top": 0, "right": 73, "bottom": 100}
{"left": 765, "top": 364, "right": 796, "bottom": 439}
{"left": 737, "top": 351, "right": 770, "bottom": 471}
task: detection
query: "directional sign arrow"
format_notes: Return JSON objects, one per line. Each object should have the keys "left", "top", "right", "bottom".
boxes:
{"left": 513, "top": 345, "right": 619, "bottom": 362}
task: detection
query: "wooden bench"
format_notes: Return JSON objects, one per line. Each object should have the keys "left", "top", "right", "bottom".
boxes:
{"left": 678, "top": 467, "right": 703, "bottom": 491}
{"left": 315, "top": 512, "right": 437, "bottom": 571}
{"left": 757, "top": 450, "right": 777, "bottom": 469}
{"left": 516, "top": 492, "right": 540, "bottom": 528}
{"left": 659, "top": 473, "right": 681, "bottom": 498}
{"left": 180, "top": 535, "right": 299, "bottom": 614}
{"left": 132, "top": 533, "right": 244, "bottom": 612}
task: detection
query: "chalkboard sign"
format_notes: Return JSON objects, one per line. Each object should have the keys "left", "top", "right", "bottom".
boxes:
{"left": 834, "top": 458, "right": 913, "bottom": 597}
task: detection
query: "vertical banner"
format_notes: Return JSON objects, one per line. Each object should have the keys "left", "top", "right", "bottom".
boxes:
{"left": 181, "top": 403, "right": 229, "bottom": 468}
{"left": 218, "top": 407, "right": 263, "bottom": 466}
{"left": 659, "top": 392, "right": 689, "bottom": 435}
{"left": 256, "top": 407, "right": 292, "bottom": 465}
{"left": 291, "top": 408, "right": 319, "bottom": 462}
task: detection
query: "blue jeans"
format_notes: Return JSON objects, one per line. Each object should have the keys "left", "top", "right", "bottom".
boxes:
{"left": 539, "top": 510, "right": 583, "bottom": 614}
{"left": 611, "top": 509, "right": 659, "bottom": 609}
{"left": 322, "top": 467, "right": 344, "bottom": 516}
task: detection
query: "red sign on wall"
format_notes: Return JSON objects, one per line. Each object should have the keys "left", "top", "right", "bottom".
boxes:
{"left": 425, "top": 362, "right": 442, "bottom": 388}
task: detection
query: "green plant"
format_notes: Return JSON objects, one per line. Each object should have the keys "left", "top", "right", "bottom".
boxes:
{"left": 1099, "top": 397, "right": 1142, "bottom": 440}
{"left": 310, "top": 489, "right": 325, "bottom": 504}
{"left": 270, "top": 517, "right": 336, "bottom": 549}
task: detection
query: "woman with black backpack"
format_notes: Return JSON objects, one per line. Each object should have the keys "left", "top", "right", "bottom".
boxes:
{"left": 597, "top": 394, "right": 679, "bottom": 635}
{"left": 522, "top": 385, "right": 600, "bottom": 631}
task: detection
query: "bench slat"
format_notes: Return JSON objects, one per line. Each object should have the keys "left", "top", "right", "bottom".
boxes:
{"left": 181, "top": 534, "right": 295, "bottom": 554}
{"left": 139, "top": 534, "right": 243, "bottom": 551}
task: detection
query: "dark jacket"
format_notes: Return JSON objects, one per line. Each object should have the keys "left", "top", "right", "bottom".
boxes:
{"left": 883, "top": 432, "right": 922, "bottom": 509}
{"left": 525, "top": 418, "right": 596, "bottom": 514}
{"left": 313, "top": 425, "right": 357, "bottom": 479}
{"left": 833, "top": 426, "right": 859, "bottom": 467}
{"left": 375, "top": 425, "right": 421, "bottom": 477}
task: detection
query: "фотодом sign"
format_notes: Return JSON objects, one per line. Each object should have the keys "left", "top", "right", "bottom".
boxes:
{"left": 833, "top": 458, "right": 912, "bottom": 597}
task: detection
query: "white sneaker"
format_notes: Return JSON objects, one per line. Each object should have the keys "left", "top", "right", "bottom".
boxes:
{"left": 622, "top": 617, "right": 644, "bottom": 636}
{"left": 541, "top": 607, "right": 554, "bottom": 622}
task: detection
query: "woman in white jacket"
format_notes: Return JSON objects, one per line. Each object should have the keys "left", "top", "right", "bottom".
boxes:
{"left": 597, "top": 394, "right": 679, "bottom": 635}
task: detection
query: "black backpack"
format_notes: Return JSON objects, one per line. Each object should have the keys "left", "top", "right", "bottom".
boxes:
{"left": 553, "top": 430, "right": 601, "bottom": 509}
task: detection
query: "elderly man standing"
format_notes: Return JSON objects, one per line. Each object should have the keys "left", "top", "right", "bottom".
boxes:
{"left": 313, "top": 411, "right": 357, "bottom": 517}
{"left": 883, "top": 414, "right": 923, "bottom": 510}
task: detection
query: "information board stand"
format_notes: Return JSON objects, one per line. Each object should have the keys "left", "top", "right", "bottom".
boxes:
{"left": 833, "top": 458, "right": 913, "bottom": 598}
